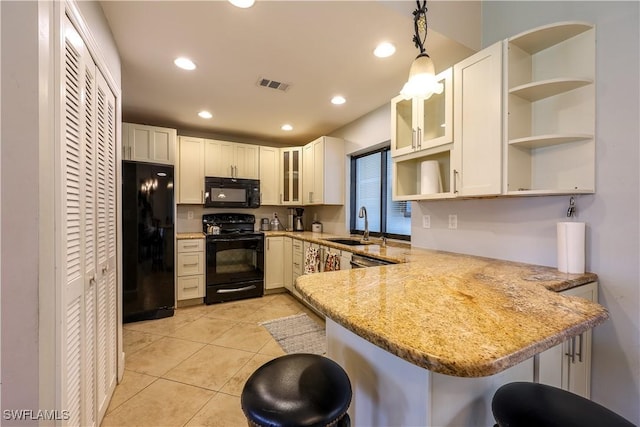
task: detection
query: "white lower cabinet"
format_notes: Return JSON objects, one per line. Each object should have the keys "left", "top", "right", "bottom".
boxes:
{"left": 537, "top": 281, "right": 597, "bottom": 398}
{"left": 283, "top": 237, "right": 293, "bottom": 291}
{"left": 176, "top": 239, "right": 205, "bottom": 300}
{"left": 265, "top": 236, "right": 285, "bottom": 290}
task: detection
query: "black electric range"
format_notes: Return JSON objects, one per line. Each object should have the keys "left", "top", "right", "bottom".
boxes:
{"left": 201, "top": 213, "right": 264, "bottom": 304}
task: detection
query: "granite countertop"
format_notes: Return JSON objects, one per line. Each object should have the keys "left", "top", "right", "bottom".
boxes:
{"left": 176, "top": 232, "right": 205, "bottom": 240}
{"left": 285, "top": 232, "right": 609, "bottom": 377}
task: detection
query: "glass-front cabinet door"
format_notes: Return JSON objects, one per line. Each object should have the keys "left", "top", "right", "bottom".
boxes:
{"left": 391, "top": 67, "right": 453, "bottom": 158}
{"left": 280, "top": 147, "right": 302, "bottom": 205}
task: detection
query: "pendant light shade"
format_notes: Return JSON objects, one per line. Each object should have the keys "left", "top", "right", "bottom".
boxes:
{"left": 400, "top": 53, "right": 443, "bottom": 100}
{"left": 400, "top": 1, "right": 441, "bottom": 100}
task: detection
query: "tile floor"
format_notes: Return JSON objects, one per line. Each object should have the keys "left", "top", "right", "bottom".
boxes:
{"left": 101, "top": 293, "right": 324, "bottom": 427}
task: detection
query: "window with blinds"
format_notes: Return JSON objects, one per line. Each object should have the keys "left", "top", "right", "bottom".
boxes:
{"left": 350, "top": 147, "right": 411, "bottom": 239}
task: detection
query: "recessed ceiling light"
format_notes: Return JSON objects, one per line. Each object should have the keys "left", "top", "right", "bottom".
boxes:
{"left": 281, "top": 124, "right": 293, "bottom": 131}
{"left": 229, "top": 0, "right": 255, "bottom": 8}
{"left": 174, "top": 57, "right": 196, "bottom": 70}
{"left": 374, "top": 42, "right": 396, "bottom": 58}
{"left": 331, "top": 96, "right": 346, "bottom": 105}
{"left": 198, "top": 111, "right": 213, "bottom": 119}
{"left": 157, "top": 172, "right": 167, "bottom": 177}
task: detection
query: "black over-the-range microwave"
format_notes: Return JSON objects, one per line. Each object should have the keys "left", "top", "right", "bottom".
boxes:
{"left": 204, "top": 177, "right": 261, "bottom": 208}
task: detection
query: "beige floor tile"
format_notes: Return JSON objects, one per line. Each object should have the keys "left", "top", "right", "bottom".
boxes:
{"left": 210, "top": 322, "right": 272, "bottom": 352}
{"left": 257, "top": 337, "right": 287, "bottom": 357}
{"left": 242, "top": 302, "right": 304, "bottom": 323}
{"left": 163, "top": 344, "right": 254, "bottom": 391}
{"left": 185, "top": 392, "right": 247, "bottom": 427}
{"left": 174, "top": 303, "right": 214, "bottom": 319}
{"left": 101, "top": 378, "right": 214, "bottom": 427}
{"left": 169, "top": 316, "right": 238, "bottom": 344}
{"left": 219, "top": 353, "right": 278, "bottom": 397}
{"left": 123, "top": 329, "right": 164, "bottom": 356}
{"left": 125, "top": 337, "right": 205, "bottom": 377}
{"left": 204, "top": 297, "right": 269, "bottom": 322}
{"left": 123, "top": 313, "right": 199, "bottom": 336}
{"left": 106, "top": 370, "right": 157, "bottom": 414}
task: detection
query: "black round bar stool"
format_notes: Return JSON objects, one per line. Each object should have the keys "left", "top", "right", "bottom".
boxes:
{"left": 241, "top": 353, "right": 352, "bottom": 427}
{"left": 492, "top": 382, "right": 635, "bottom": 427}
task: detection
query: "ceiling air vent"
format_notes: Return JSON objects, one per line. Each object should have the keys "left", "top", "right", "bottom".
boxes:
{"left": 257, "top": 77, "right": 290, "bottom": 92}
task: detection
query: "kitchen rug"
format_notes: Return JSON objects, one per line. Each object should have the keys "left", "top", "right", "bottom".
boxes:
{"left": 260, "top": 313, "right": 326, "bottom": 355}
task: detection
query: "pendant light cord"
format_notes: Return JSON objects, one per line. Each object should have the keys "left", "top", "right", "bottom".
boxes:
{"left": 412, "top": 0, "right": 429, "bottom": 57}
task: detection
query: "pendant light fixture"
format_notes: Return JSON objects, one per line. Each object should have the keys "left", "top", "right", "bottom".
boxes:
{"left": 399, "top": 0, "right": 443, "bottom": 100}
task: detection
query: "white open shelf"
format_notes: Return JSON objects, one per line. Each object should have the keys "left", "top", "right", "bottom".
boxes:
{"left": 509, "top": 78, "right": 592, "bottom": 102}
{"left": 508, "top": 21, "right": 593, "bottom": 54}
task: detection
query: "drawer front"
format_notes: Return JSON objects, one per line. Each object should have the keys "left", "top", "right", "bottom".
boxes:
{"left": 292, "top": 258, "right": 303, "bottom": 275}
{"left": 177, "top": 239, "right": 204, "bottom": 253}
{"left": 177, "top": 275, "right": 204, "bottom": 300}
{"left": 177, "top": 252, "right": 204, "bottom": 276}
{"left": 292, "top": 239, "right": 303, "bottom": 253}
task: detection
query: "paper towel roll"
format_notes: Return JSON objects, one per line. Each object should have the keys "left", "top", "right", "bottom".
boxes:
{"left": 557, "top": 222, "right": 586, "bottom": 274}
{"left": 419, "top": 160, "right": 442, "bottom": 195}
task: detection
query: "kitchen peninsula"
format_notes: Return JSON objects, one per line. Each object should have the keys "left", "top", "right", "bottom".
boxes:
{"left": 294, "top": 242, "right": 608, "bottom": 426}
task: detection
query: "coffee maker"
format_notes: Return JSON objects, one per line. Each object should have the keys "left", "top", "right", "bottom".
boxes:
{"left": 293, "top": 208, "right": 304, "bottom": 231}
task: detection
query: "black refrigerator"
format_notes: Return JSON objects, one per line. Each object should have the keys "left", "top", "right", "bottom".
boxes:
{"left": 122, "top": 161, "right": 175, "bottom": 323}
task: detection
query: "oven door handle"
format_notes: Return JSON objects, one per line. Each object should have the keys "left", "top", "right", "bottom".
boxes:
{"left": 209, "top": 236, "right": 263, "bottom": 243}
{"left": 216, "top": 285, "right": 257, "bottom": 294}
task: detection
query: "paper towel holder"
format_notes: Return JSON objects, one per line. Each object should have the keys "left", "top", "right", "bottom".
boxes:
{"left": 566, "top": 196, "right": 576, "bottom": 218}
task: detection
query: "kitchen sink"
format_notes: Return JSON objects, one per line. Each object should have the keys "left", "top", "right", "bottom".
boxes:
{"left": 322, "top": 237, "right": 373, "bottom": 246}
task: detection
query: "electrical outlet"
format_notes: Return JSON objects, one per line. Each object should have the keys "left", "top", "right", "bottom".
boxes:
{"left": 187, "top": 210, "right": 194, "bottom": 220}
{"left": 422, "top": 215, "right": 431, "bottom": 228}
{"left": 448, "top": 214, "right": 457, "bottom": 229}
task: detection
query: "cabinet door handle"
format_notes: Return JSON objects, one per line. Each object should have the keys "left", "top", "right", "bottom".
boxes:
{"left": 412, "top": 129, "right": 416, "bottom": 149}
{"left": 417, "top": 127, "right": 422, "bottom": 149}
{"left": 565, "top": 336, "right": 577, "bottom": 364}
{"left": 453, "top": 169, "right": 459, "bottom": 194}
{"left": 183, "top": 262, "right": 199, "bottom": 267}
{"left": 201, "top": 190, "right": 204, "bottom": 203}
{"left": 280, "top": 193, "right": 283, "bottom": 204}
{"left": 576, "top": 333, "right": 583, "bottom": 362}
{"left": 184, "top": 285, "right": 199, "bottom": 290}
{"left": 182, "top": 244, "right": 199, "bottom": 249}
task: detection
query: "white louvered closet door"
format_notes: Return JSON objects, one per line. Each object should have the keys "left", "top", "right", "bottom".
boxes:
{"left": 95, "top": 68, "right": 118, "bottom": 421}
{"left": 61, "top": 14, "right": 117, "bottom": 427}
{"left": 61, "top": 16, "right": 91, "bottom": 427}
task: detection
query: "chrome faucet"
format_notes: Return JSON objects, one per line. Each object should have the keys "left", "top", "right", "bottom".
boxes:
{"left": 358, "top": 206, "right": 369, "bottom": 241}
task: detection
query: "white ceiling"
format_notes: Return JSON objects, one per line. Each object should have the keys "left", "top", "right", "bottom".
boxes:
{"left": 99, "top": 1, "right": 477, "bottom": 146}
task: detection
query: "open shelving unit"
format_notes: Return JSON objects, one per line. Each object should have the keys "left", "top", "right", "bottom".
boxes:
{"left": 392, "top": 144, "right": 455, "bottom": 201}
{"left": 504, "top": 22, "right": 595, "bottom": 195}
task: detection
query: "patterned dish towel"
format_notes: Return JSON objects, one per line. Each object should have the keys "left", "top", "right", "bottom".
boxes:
{"left": 324, "top": 252, "right": 341, "bottom": 271}
{"left": 304, "top": 246, "right": 320, "bottom": 274}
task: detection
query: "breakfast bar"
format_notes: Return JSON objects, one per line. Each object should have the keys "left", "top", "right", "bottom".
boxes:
{"left": 294, "top": 247, "right": 609, "bottom": 426}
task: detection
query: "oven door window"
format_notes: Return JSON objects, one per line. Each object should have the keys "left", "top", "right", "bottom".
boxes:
{"left": 210, "top": 187, "right": 246, "bottom": 204}
{"left": 207, "top": 238, "right": 264, "bottom": 285}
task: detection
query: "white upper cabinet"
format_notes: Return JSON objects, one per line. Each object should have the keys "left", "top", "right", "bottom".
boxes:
{"left": 391, "top": 68, "right": 453, "bottom": 158}
{"left": 280, "top": 147, "right": 303, "bottom": 205}
{"left": 302, "top": 136, "right": 344, "bottom": 205}
{"left": 259, "top": 146, "right": 280, "bottom": 205}
{"left": 177, "top": 136, "right": 205, "bottom": 204}
{"left": 453, "top": 41, "right": 503, "bottom": 197}
{"left": 122, "top": 122, "right": 176, "bottom": 165}
{"left": 204, "top": 139, "right": 259, "bottom": 179}
{"left": 504, "top": 22, "right": 595, "bottom": 195}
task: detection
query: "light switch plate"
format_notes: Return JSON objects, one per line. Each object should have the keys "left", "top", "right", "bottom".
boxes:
{"left": 422, "top": 215, "right": 431, "bottom": 228}
{"left": 448, "top": 214, "right": 457, "bottom": 229}
{"left": 187, "top": 210, "right": 194, "bottom": 220}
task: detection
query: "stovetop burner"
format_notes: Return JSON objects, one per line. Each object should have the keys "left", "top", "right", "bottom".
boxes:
{"left": 202, "top": 213, "right": 260, "bottom": 237}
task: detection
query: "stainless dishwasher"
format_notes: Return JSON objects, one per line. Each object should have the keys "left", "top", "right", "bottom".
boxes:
{"left": 350, "top": 254, "right": 395, "bottom": 268}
